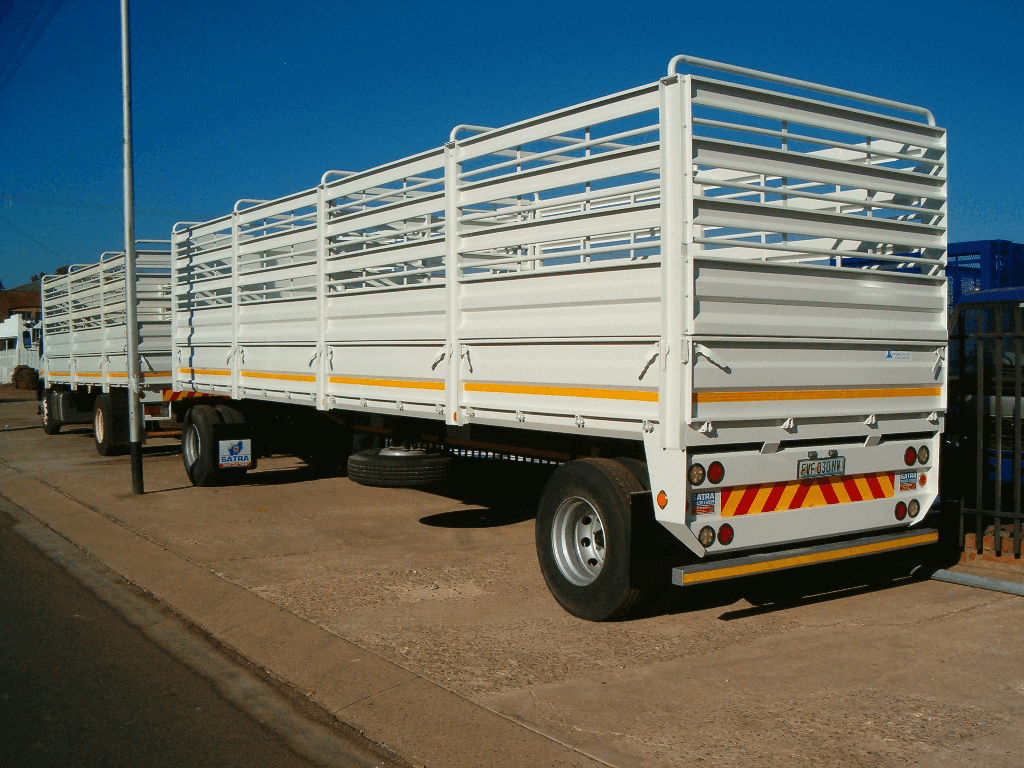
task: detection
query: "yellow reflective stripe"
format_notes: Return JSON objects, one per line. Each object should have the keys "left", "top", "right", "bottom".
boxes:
{"left": 681, "top": 531, "right": 939, "bottom": 585}
{"left": 802, "top": 484, "right": 827, "bottom": 508}
{"left": 693, "top": 386, "right": 941, "bottom": 404}
{"left": 878, "top": 474, "right": 895, "bottom": 495}
{"left": 73, "top": 372, "right": 102, "bottom": 377}
{"left": 179, "top": 367, "right": 231, "bottom": 377}
{"left": 329, "top": 376, "right": 445, "bottom": 390}
{"left": 721, "top": 491, "right": 744, "bottom": 517}
{"left": 107, "top": 371, "right": 171, "bottom": 379}
{"left": 774, "top": 483, "right": 799, "bottom": 511}
{"left": 748, "top": 485, "right": 774, "bottom": 515}
{"left": 465, "top": 382, "right": 658, "bottom": 402}
{"left": 241, "top": 371, "right": 316, "bottom": 383}
{"left": 833, "top": 481, "right": 852, "bottom": 504}
{"left": 854, "top": 476, "right": 874, "bottom": 499}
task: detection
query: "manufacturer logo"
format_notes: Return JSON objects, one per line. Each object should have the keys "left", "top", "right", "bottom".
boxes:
{"left": 885, "top": 350, "right": 912, "bottom": 360}
{"left": 899, "top": 472, "right": 918, "bottom": 492}
{"left": 691, "top": 491, "right": 716, "bottom": 515}
{"left": 219, "top": 439, "right": 252, "bottom": 468}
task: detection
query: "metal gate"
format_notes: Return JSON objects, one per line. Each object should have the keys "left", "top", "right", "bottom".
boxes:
{"left": 946, "top": 290, "right": 1024, "bottom": 560}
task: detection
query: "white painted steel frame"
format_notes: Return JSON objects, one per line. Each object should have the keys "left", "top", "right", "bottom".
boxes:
{"left": 40, "top": 242, "right": 172, "bottom": 397}
{"left": 170, "top": 56, "right": 947, "bottom": 558}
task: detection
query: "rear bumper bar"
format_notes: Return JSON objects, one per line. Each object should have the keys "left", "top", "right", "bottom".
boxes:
{"left": 673, "top": 528, "right": 939, "bottom": 586}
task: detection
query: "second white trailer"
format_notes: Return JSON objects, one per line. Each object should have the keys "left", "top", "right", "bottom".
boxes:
{"left": 39, "top": 242, "right": 174, "bottom": 454}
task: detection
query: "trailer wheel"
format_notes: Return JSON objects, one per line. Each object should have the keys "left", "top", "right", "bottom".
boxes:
{"left": 347, "top": 447, "right": 451, "bottom": 487}
{"left": 93, "top": 394, "right": 128, "bottom": 456}
{"left": 536, "top": 457, "right": 658, "bottom": 621}
{"left": 181, "top": 405, "right": 223, "bottom": 487}
{"left": 40, "top": 391, "right": 61, "bottom": 435}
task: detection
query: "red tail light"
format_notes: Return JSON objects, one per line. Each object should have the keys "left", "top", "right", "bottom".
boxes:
{"left": 718, "top": 523, "right": 734, "bottom": 545}
{"left": 904, "top": 447, "right": 917, "bottom": 466}
{"left": 894, "top": 501, "right": 907, "bottom": 520}
{"left": 708, "top": 461, "right": 725, "bottom": 484}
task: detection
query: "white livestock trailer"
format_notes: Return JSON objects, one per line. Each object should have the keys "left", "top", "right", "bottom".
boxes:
{"left": 39, "top": 242, "right": 174, "bottom": 454}
{"left": 170, "top": 56, "right": 947, "bottom": 620}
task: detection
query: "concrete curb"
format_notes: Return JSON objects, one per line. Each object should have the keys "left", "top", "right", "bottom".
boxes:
{"left": 0, "top": 462, "right": 605, "bottom": 768}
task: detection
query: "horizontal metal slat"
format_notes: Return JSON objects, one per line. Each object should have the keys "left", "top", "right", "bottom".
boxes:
{"left": 323, "top": 150, "right": 445, "bottom": 204}
{"left": 691, "top": 77, "right": 945, "bottom": 149}
{"left": 460, "top": 203, "right": 660, "bottom": 254}
{"left": 694, "top": 197, "right": 944, "bottom": 250}
{"left": 457, "top": 85, "right": 660, "bottom": 162}
{"left": 326, "top": 194, "right": 445, "bottom": 238}
{"left": 693, "top": 138, "right": 945, "bottom": 201}
{"left": 458, "top": 144, "right": 660, "bottom": 208}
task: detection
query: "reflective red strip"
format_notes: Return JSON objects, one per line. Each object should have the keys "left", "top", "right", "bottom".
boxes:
{"left": 733, "top": 485, "right": 762, "bottom": 516}
{"left": 864, "top": 473, "right": 885, "bottom": 499}
{"left": 788, "top": 481, "right": 813, "bottom": 510}
{"left": 819, "top": 480, "right": 840, "bottom": 505}
{"left": 843, "top": 477, "right": 864, "bottom": 502}
{"left": 762, "top": 482, "right": 788, "bottom": 513}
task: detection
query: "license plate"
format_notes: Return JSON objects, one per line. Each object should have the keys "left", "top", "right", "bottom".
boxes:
{"left": 218, "top": 439, "right": 252, "bottom": 468}
{"left": 797, "top": 456, "right": 845, "bottom": 480}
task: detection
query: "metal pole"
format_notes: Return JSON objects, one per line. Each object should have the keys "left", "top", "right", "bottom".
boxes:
{"left": 121, "top": 0, "right": 144, "bottom": 494}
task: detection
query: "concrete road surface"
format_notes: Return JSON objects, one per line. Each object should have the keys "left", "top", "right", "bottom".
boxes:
{"left": 2, "top": 386, "right": 1023, "bottom": 767}
{"left": 0, "top": 503, "right": 405, "bottom": 768}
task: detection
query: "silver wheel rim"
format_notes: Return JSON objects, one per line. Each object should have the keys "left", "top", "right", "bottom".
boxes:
{"left": 183, "top": 423, "right": 200, "bottom": 469}
{"left": 94, "top": 408, "right": 104, "bottom": 444}
{"left": 41, "top": 397, "right": 50, "bottom": 425}
{"left": 551, "top": 496, "right": 606, "bottom": 586}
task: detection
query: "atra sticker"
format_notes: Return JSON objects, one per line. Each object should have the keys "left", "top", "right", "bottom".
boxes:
{"left": 691, "top": 491, "right": 716, "bottom": 515}
{"left": 899, "top": 472, "right": 918, "bottom": 492}
{"left": 218, "top": 439, "right": 252, "bottom": 468}
{"left": 885, "top": 350, "right": 912, "bottom": 360}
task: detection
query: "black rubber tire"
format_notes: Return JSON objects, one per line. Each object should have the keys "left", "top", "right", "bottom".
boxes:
{"left": 536, "top": 457, "right": 663, "bottom": 622}
{"left": 41, "top": 391, "right": 61, "bottom": 435}
{"left": 346, "top": 449, "right": 452, "bottom": 487}
{"left": 93, "top": 394, "right": 128, "bottom": 456}
{"left": 612, "top": 456, "right": 650, "bottom": 490}
{"left": 181, "top": 404, "right": 223, "bottom": 487}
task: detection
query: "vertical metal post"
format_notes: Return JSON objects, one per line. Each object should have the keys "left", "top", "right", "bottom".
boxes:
{"left": 315, "top": 185, "right": 328, "bottom": 410}
{"left": 120, "top": 0, "right": 143, "bottom": 494}
{"left": 443, "top": 141, "right": 462, "bottom": 426}
{"left": 658, "top": 75, "right": 685, "bottom": 450}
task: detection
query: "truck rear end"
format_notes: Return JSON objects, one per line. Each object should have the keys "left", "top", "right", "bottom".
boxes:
{"left": 642, "top": 58, "right": 945, "bottom": 589}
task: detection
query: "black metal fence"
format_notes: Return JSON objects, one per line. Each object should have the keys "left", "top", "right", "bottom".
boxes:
{"left": 946, "top": 298, "right": 1024, "bottom": 559}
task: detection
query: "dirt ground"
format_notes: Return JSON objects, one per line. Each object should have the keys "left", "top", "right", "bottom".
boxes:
{"left": 2, "top": 387, "right": 1022, "bottom": 767}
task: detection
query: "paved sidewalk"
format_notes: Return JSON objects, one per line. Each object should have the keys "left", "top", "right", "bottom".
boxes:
{"left": 3, "top": 390, "right": 1024, "bottom": 767}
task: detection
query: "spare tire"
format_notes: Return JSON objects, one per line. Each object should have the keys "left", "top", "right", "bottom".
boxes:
{"left": 347, "top": 447, "right": 451, "bottom": 488}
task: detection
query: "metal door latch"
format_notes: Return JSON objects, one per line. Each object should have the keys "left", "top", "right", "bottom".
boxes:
{"left": 695, "top": 344, "right": 730, "bottom": 374}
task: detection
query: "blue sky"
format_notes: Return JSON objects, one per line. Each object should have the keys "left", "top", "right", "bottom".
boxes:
{"left": 1, "top": 0, "right": 1021, "bottom": 288}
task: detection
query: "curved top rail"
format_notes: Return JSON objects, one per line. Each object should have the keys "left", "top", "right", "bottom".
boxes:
{"left": 667, "top": 54, "right": 935, "bottom": 127}
{"left": 233, "top": 198, "right": 269, "bottom": 213}
{"left": 320, "top": 170, "right": 357, "bottom": 185}
{"left": 450, "top": 124, "right": 496, "bottom": 142}
{"left": 172, "top": 220, "right": 205, "bottom": 234}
